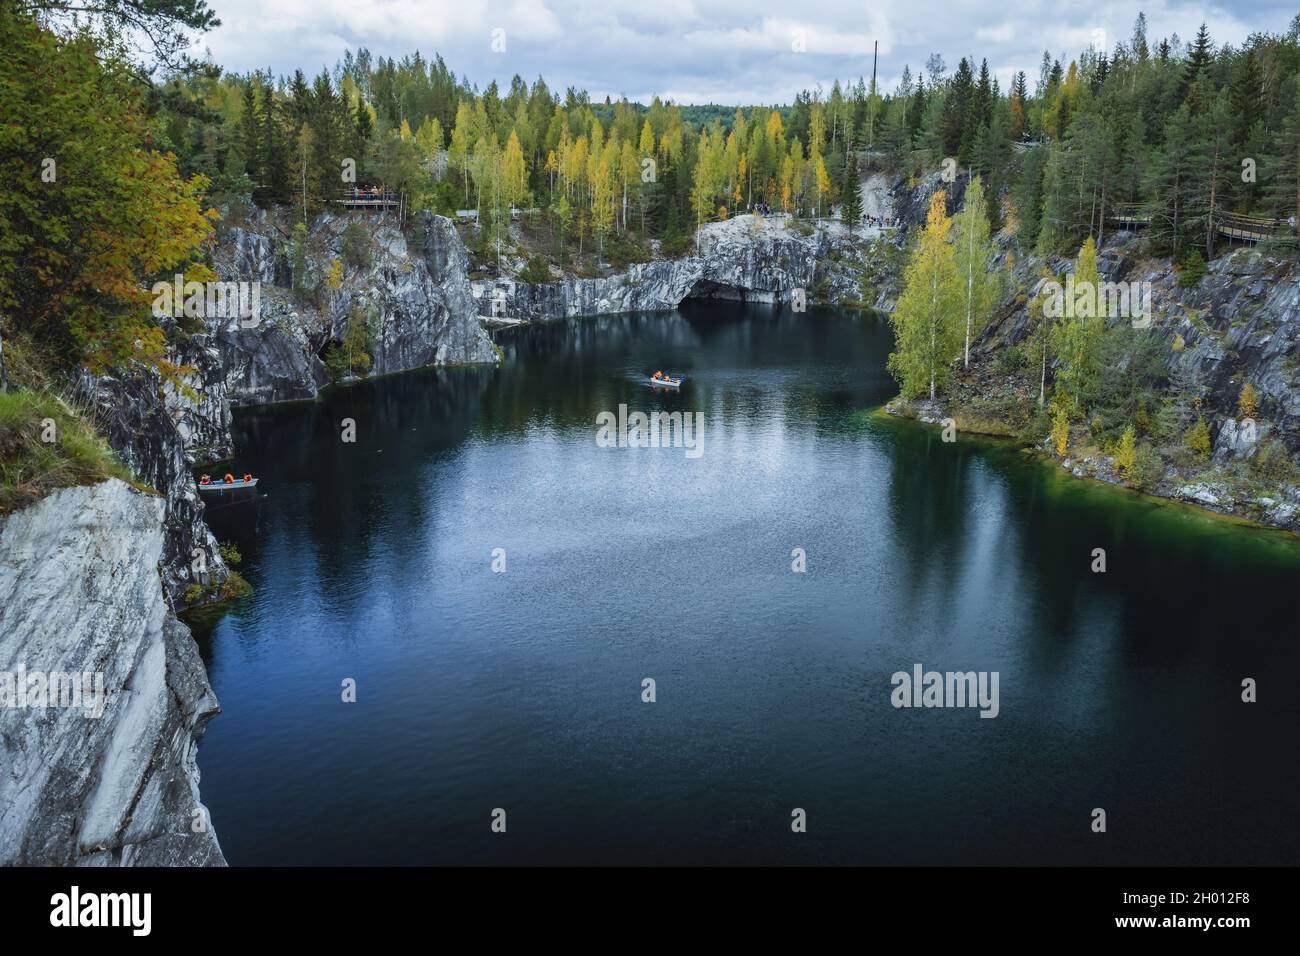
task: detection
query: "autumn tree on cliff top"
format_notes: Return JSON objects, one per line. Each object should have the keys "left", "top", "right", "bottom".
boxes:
{"left": 0, "top": 8, "right": 216, "bottom": 386}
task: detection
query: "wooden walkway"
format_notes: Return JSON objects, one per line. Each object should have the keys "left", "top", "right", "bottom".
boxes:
{"left": 1106, "top": 203, "right": 1296, "bottom": 244}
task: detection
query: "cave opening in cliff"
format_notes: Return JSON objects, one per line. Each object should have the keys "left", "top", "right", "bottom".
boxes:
{"left": 683, "top": 279, "right": 754, "bottom": 302}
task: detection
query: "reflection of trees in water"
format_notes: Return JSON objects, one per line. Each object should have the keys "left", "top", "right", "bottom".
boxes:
{"left": 884, "top": 423, "right": 977, "bottom": 616}
{"left": 489, "top": 303, "right": 895, "bottom": 439}
{"left": 222, "top": 368, "right": 496, "bottom": 618}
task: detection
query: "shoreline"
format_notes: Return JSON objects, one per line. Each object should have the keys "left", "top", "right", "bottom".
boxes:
{"left": 878, "top": 399, "right": 1300, "bottom": 540}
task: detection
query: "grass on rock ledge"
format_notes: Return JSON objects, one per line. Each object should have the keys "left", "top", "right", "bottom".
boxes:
{"left": 0, "top": 388, "right": 141, "bottom": 515}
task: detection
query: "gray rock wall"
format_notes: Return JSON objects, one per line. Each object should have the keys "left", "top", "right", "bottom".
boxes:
{"left": 0, "top": 480, "right": 225, "bottom": 866}
{"left": 472, "top": 215, "right": 866, "bottom": 321}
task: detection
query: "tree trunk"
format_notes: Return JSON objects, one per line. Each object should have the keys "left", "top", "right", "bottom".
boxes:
{"left": 964, "top": 223, "right": 974, "bottom": 368}
{"left": 1206, "top": 140, "right": 1220, "bottom": 261}
{"left": 1039, "top": 340, "right": 1047, "bottom": 407}
{"left": 1097, "top": 181, "right": 1107, "bottom": 248}
{"left": 930, "top": 275, "right": 938, "bottom": 401}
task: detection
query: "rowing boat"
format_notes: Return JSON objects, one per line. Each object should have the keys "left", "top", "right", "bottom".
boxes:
{"left": 646, "top": 375, "right": 684, "bottom": 387}
{"left": 198, "top": 478, "right": 259, "bottom": 493}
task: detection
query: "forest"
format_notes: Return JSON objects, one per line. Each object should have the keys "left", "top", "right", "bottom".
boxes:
{"left": 144, "top": 13, "right": 1300, "bottom": 270}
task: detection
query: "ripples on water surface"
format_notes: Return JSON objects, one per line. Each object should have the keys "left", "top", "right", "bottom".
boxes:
{"left": 194, "top": 301, "right": 1300, "bottom": 865}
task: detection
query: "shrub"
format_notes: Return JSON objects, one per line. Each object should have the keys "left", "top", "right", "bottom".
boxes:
{"left": 341, "top": 222, "right": 372, "bottom": 270}
{"left": 994, "top": 345, "right": 1027, "bottom": 376}
{"left": 218, "top": 541, "right": 242, "bottom": 566}
{"left": 1252, "top": 439, "right": 1295, "bottom": 483}
{"left": 1184, "top": 417, "right": 1211, "bottom": 462}
{"left": 1114, "top": 424, "right": 1136, "bottom": 473}
{"left": 519, "top": 256, "right": 552, "bottom": 284}
{"left": 1130, "top": 445, "right": 1165, "bottom": 490}
{"left": 324, "top": 305, "right": 377, "bottom": 381}
{"left": 325, "top": 259, "right": 344, "bottom": 292}
{"left": 1051, "top": 407, "right": 1070, "bottom": 456}
{"left": 1178, "top": 251, "right": 1207, "bottom": 288}
{"left": 1238, "top": 382, "right": 1259, "bottom": 420}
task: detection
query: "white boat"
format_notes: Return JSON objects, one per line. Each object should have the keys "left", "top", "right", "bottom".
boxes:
{"left": 646, "top": 374, "right": 684, "bottom": 387}
{"left": 198, "top": 476, "right": 259, "bottom": 493}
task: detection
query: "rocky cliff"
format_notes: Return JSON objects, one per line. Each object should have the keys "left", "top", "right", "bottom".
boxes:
{"left": 897, "top": 229, "right": 1300, "bottom": 532}
{"left": 471, "top": 215, "right": 868, "bottom": 321}
{"left": 73, "top": 368, "right": 230, "bottom": 608}
{"left": 0, "top": 480, "right": 225, "bottom": 865}
{"left": 205, "top": 209, "right": 497, "bottom": 412}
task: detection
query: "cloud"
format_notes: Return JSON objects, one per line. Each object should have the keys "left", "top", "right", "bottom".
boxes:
{"left": 194, "top": 0, "right": 1293, "bottom": 103}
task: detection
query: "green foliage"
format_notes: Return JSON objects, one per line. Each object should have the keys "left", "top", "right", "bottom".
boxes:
{"left": 1178, "top": 250, "right": 1208, "bottom": 287}
{"left": 1053, "top": 237, "right": 1105, "bottom": 410}
{"left": 341, "top": 222, "right": 372, "bottom": 270}
{"left": 1251, "top": 439, "right": 1296, "bottom": 483}
{"left": 519, "top": 257, "right": 552, "bottom": 284}
{"left": 0, "top": 9, "right": 215, "bottom": 387}
{"left": 1184, "top": 417, "right": 1212, "bottom": 461}
{"left": 218, "top": 540, "right": 242, "bottom": 566}
{"left": 952, "top": 177, "right": 998, "bottom": 369}
{"left": 324, "top": 303, "right": 378, "bottom": 380}
{"left": 994, "top": 344, "right": 1028, "bottom": 376}
{"left": 887, "top": 192, "right": 962, "bottom": 400}
{"left": 1082, "top": 324, "right": 1170, "bottom": 440}
{"left": 602, "top": 230, "right": 652, "bottom": 270}
{"left": 1114, "top": 424, "right": 1137, "bottom": 472}
{"left": 1130, "top": 445, "right": 1165, "bottom": 490}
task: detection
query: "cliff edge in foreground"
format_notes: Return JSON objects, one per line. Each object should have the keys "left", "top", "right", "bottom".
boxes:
{"left": 0, "top": 480, "right": 225, "bottom": 865}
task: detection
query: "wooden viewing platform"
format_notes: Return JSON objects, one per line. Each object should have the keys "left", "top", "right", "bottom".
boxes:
{"left": 1106, "top": 203, "right": 1297, "bottom": 244}
{"left": 336, "top": 187, "right": 398, "bottom": 209}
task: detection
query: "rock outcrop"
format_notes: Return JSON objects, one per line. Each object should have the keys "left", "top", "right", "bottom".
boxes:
{"left": 74, "top": 368, "right": 229, "bottom": 609}
{"left": 905, "top": 227, "right": 1300, "bottom": 532}
{"left": 206, "top": 209, "right": 497, "bottom": 411}
{"left": 472, "top": 215, "right": 868, "bottom": 321}
{"left": 0, "top": 480, "right": 225, "bottom": 866}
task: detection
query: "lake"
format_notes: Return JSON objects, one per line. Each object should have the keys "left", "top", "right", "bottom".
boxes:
{"left": 193, "top": 300, "right": 1300, "bottom": 865}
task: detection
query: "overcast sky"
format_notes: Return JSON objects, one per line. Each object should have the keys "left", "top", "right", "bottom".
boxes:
{"left": 193, "top": 1, "right": 1297, "bottom": 104}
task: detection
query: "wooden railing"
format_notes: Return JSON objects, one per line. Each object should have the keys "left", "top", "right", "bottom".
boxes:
{"left": 336, "top": 187, "right": 397, "bottom": 207}
{"left": 1105, "top": 203, "right": 1297, "bottom": 244}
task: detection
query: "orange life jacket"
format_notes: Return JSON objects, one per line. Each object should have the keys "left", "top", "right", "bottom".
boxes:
{"left": 243, "top": 473, "right": 252, "bottom": 483}
{"left": 223, "top": 473, "right": 234, "bottom": 483}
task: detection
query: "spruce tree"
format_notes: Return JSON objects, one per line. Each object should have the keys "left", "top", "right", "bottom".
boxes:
{"left": 839, "top": 155, "right": 862, "bottom": 234}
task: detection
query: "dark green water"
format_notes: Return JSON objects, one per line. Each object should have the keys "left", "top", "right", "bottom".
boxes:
{"left": 194, "top": 300, "right": 1300, "bottom": 865}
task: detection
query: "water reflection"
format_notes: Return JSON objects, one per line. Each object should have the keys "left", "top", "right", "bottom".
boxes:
{"left": 194, "top": 301, "right": 1300, "bottom": 866}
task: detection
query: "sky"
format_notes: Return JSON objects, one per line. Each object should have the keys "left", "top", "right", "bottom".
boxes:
{"left": 191, "top": 1, "right": 1299, "bottom": 104}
